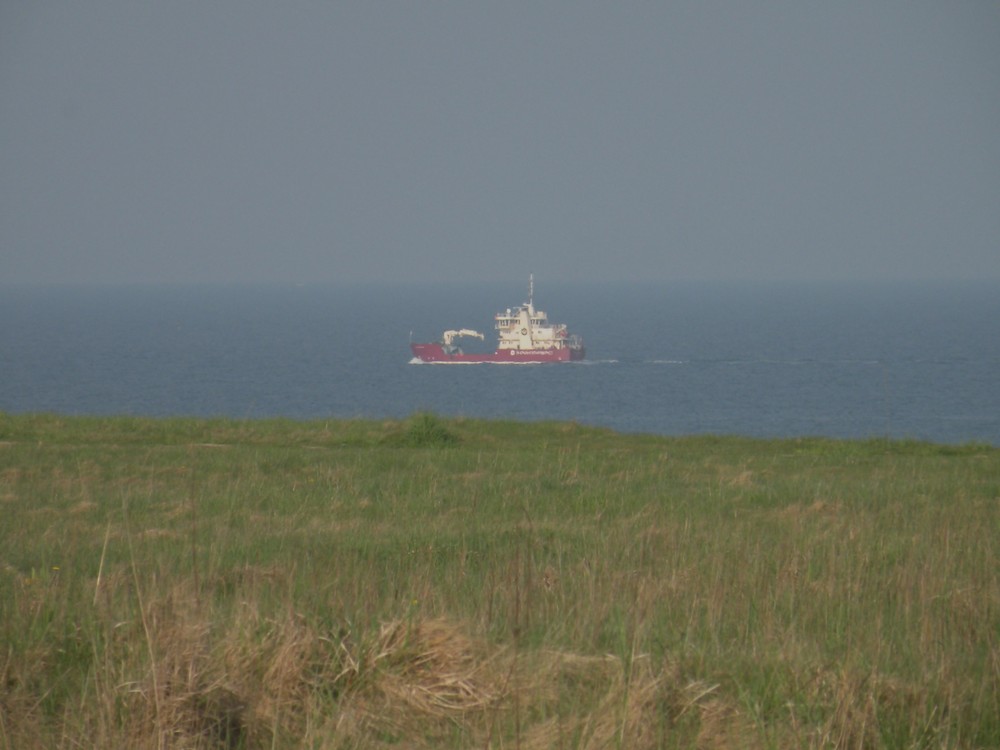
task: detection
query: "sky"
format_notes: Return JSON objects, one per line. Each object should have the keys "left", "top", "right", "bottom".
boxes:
{"left": 2, "top": 1, "right": 998, "bottom": 285}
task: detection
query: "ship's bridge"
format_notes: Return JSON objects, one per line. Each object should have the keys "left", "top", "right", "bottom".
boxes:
{"left": 494, "top": 304, "right": 549, "bottom": 328}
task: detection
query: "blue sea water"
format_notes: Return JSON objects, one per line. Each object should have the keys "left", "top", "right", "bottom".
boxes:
{"left": 1, "top": 281, "right": 998, "bottom": 445}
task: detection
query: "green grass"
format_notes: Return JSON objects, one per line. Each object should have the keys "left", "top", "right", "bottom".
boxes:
{"left": 0, "top": 412, "right": 997, "bottom": 748}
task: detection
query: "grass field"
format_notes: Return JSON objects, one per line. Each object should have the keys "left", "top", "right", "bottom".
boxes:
{"left": 1, "top": 412, "right": 997, "bottom": 748}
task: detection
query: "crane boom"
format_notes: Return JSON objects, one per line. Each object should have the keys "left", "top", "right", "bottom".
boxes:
{"left": 442, "top": 329, "right": 485, "bottom": 346}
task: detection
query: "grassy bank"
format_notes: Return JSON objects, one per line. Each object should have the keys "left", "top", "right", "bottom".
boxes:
{"left": 1, "top": 412, "right": 997, "bottom": 748}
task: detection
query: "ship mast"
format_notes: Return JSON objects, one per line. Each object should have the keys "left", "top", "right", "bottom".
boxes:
{"left": 528, "top": 273, "right": 534, "bottom": 310}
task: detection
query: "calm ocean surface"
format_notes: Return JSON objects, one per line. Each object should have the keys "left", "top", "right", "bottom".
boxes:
{"left": 1, "top": 281, "right": 998, "bottom": 445}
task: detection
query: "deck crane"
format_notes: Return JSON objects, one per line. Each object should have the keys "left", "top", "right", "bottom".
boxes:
{"left": 441, "top": 329, "right": 485, "bottom": 346}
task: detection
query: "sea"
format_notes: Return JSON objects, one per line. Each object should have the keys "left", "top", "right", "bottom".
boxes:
{"left": 1, "top": 281, "right": 998, "bottom": 446}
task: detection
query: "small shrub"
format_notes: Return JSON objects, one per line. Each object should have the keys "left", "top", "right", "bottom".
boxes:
{"left": 400, "top": 412, "right": 458, "bottom": 447}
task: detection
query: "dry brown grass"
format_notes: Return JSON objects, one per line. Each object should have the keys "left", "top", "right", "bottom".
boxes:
{"left": 0, "top": 573, "right": 756, "bottom": 749}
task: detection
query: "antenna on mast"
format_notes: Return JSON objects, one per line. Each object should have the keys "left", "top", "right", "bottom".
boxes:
{"left": 528, "top": 273, "right": 534, "bottom": 307}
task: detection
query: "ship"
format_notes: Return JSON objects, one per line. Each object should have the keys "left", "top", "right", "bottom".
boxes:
{"left": 410, "top": 276, "right": 585, "bottom": 363}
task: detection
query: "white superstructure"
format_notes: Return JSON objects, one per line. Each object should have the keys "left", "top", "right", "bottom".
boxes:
{"left": 493, "top": 275, "right": 583, "bottom": 353}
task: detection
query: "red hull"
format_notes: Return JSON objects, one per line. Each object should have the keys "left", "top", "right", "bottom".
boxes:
{"left": 411, "top": 343, "right": 585, "bottom": 363}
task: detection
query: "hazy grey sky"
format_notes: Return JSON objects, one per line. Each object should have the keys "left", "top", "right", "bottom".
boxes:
{"left": 2, "top": 2, "right": 998, "bottom": 285}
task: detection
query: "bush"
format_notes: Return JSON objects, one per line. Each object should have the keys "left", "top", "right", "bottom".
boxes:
{"left": 400, "top": 412, "right": 458, "bottom": 447}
